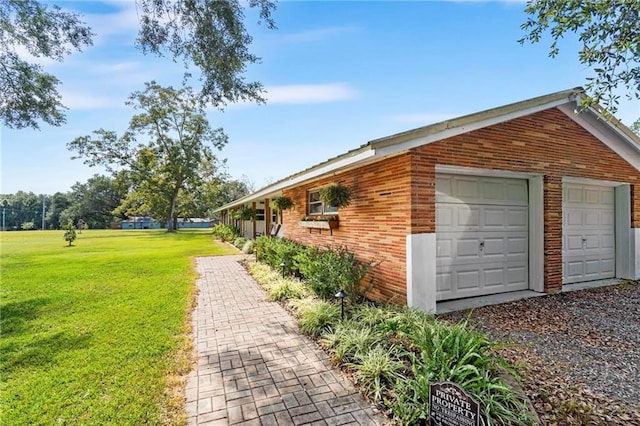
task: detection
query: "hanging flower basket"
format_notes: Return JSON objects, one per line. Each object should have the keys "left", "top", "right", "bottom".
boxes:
{"left": 271, "top": 196, "right": 294, "bottom": 211}
{"left": 320, "top": 184, "right": 352, "bottom": 209}
{"left": 232, "top": 207, "right": 256, "bottom": 221}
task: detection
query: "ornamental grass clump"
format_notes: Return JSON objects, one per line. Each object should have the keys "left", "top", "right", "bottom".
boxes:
{"left": 288, "top": 298, "right": 340, "bottom": 337}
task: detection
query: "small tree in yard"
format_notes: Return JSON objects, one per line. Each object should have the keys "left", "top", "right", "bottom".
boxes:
{"left": 63, "top": 220, "right": 77, "bottom": 246}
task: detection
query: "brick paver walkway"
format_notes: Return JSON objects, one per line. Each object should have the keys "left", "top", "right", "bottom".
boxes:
{"left": 185, "top": 256, "right": 385, "bottom": 425}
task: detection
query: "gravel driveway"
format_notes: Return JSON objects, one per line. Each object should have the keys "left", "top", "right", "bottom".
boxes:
{"left": 441, "top": 280, "right": 640, "bottom": 425}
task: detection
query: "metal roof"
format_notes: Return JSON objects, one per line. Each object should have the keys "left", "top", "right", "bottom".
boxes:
{"left": 215, "top": 87, "right": 640, "bottom": 212}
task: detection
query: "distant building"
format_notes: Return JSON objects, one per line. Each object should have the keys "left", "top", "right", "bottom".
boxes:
{"left": 121, "top": 217, "right": 163, "bottom": 230}
{"left": 176, "top": 218, "right": 215, "bottom": 229}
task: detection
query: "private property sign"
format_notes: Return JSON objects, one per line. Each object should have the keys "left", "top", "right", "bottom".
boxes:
{"left": 429, "top": 382, "right": 481, "bottom": 426}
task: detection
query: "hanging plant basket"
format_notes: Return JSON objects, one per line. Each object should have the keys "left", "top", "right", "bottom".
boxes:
{"left": 272, "top": 196, "right": 294, "bottom": 211}
{"left": 320, "top": 184, "right": 353, "bottom": 209}
{"left": 232, "top": 207, "right": 256, "bottom": 221}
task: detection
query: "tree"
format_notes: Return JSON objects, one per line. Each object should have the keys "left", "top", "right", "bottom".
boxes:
{"left": 1, "top": 0, "right": 275, "bottom": 129}
{"left": 68, "top": 82, "right": 227, "bottom": 232}
{"left": 63, "top": 220, "right": 76, "bottom": 246}
{"left": 1, "top": 0, "right": 93, "bottom": 129}
{"left": 630, "top": 118, "right": 640, "bottom": 136}
{"left": 0, "top": 191, "right": 42, "bottom": 229}
{"left": 45, "top": 192, "right": 71, "bottom": 229}
{"left": 520, "top": 0, "right": 640, "bottom": 113}
{"left": 64, "top": 174, "right": 129, "bottom": 229}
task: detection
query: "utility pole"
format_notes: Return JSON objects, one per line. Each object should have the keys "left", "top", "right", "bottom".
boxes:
{"left": 2, "top": 208, "right": 5, "bottom": 231}
{"left": 42, "top": 195, "right": 46, "bottom": 230}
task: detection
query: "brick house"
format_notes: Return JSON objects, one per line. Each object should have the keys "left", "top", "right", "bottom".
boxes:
{"left": 216, "top": 88, "right": 640, "bottom": 312}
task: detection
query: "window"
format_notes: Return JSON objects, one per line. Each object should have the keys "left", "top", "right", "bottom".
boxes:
{"left": 256, "top": 209, "right": 265, "bottom": 221}
{"left": 308, "top": 190, "right": 338, "bottom": 215}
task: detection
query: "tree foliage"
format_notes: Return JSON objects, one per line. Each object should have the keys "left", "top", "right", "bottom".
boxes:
{"left": 520, "top": 0, "right": 640, "bottom": 112}
{"left": 0, "top": 0, "right": 93, "bottom": 129}
{"left": 630, "top": 118, "right": 640, "bottom": 136}
{"left": 1, "top": 0, "right": 275, "bottom": 129}
{"left": 63, "top": 220, "right": 76, "bottom": 246}
{"left": 136, "top": 0, "right": 276, "bottom": 107}
{"left": 68, "top": 82, "right": 227, "bottom": 232}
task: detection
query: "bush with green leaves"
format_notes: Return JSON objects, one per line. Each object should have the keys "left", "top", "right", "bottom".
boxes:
{"left": 21, "top": 221, "right": 36, "bottom": 230}
{"left": 295, "top": 245, "right": 373, "bottom": 301}
{"left": 255, "top": 236, "right": 304, "bottom": 276}
{"left": 212, "top": 223, "right": 239, "bottom": 242}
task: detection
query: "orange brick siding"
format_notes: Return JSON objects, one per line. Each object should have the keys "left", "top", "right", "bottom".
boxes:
{"left": 283, "top": 155, "right": 413, "bottom": 303}
{"left": 282, "top": 107, "right": 640, "bottom": 303}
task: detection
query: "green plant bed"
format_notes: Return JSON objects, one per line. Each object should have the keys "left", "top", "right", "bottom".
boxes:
{"left": 0, "top": 229, "right": 236, "bottom": 425}
{"left": 246, "top": 258, "right": 534, "bottom": 426}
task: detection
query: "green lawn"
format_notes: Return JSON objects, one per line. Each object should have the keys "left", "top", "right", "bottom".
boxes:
{"left": 0, "top": 229, "right": 236, "bottom": 425}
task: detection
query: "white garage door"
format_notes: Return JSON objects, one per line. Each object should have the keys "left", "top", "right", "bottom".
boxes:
{"left": 436, "top": 174, "right": 529, "bottom": 301}
{"left": 563, "top": 183, "right": 615, "bottom": 284}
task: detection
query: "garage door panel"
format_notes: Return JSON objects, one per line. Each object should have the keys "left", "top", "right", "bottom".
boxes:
{"left": 566, "top": 211, "right": 583, "bottom": 226}
{"left": 601, "top": 258, "right": 615, "bottom": 274}
{"left": 507, "top": 266, "right": 527, "bottom": 285}
{"left": 484, "top": 268, "right": 504, "bottom": 287}
{"left": 507, "top": 237, "right": 527, "bottom": 255}
{"left": 563, "top": 183, "right": 615, "bottom": 284}
{"left": 436, "top": 174, "right": 529, "bottom": 301}
{"left": 584, "top": 189, "right": 600, "bottom": 204}
{"left": 508, "top": 209, "right": 528, "bottom": 227}
{"left": 456, "top": 207, "right": 480, "bottom": 229}
{"left": 436, "top": 175, "right": 528, "bottom": 206}
{"left": 457, "top": 238, "right": 481, "bottom": 258}
{"left": 457, "top": 270, "right": 482, "bottom": 289}
{"left": 436, "top": 205, "right": 455, "bottom": 228}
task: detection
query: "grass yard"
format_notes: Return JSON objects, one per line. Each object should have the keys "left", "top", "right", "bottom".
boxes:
{"left": 0, "top": 229, "right": 236, "bottom": 425}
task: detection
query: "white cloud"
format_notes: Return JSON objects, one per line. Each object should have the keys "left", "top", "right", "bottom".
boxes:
{"left": 390, "top": 113, "right": 459, "bottom": 125}
{"left": 85, "top": 2, "right": 140, "bottom": 39}
{"left": 278, "top": 26, "right": 362, "bottom": 43}
{"left": 265, "top": 83, "right": 356, "bottom": 104}
{"left": 61, "top": 91, "right": 125, "bottom": 110}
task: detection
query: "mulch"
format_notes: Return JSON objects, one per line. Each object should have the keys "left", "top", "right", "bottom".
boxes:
{"left": 440, "top": 280, "right": 640, "bottom": 425}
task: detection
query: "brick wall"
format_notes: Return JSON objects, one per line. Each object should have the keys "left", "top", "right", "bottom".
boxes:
{"left": 281, "top": 107, "right": 640, "bottom": 302}
{"left": 282, "top": 155, "right": 413, "bottom": 303}
{"left": 412, "top": 108, "right": 640, "bottom": 293}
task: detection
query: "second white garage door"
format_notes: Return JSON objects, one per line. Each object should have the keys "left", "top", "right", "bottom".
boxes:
{"left": 436, "top": 174, "right": 529, "bottom": 301}
{"left": 563, "top": 183, "right": 615, "bottom": 284}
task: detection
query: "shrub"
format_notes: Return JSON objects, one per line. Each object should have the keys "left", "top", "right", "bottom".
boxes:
{"left": 295, "top": 245, "right": 374, "bottom": 301}
{"left": 21, "top": 221, "right": 36, "bottom": 230}
{"left": 255, "top": 236, "right": 305, "bottom": 276}
{"left": 212, "top": 223, "right": 239, "bottom": 242}
{"left": 241, "top": 240, "right": 255, "bottom": 254}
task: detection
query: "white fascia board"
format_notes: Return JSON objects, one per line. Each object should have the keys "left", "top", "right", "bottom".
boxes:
{"left": 557, "top": 103, "right": 640, "bottom": 172}
{"left": 374, "top": 97, "right": 574, "bottom": 157}
{"left": 214, "top": 149, "right": 376, "bottom": 212}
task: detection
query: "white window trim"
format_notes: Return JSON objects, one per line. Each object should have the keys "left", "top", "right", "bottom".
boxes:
{"left": 308, "top": 189, "right": 338, "bottom": 216}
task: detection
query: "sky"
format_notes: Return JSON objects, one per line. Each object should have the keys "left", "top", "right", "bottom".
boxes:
{"left": 2, "top": 0, "right": 639, "bottom": 195}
